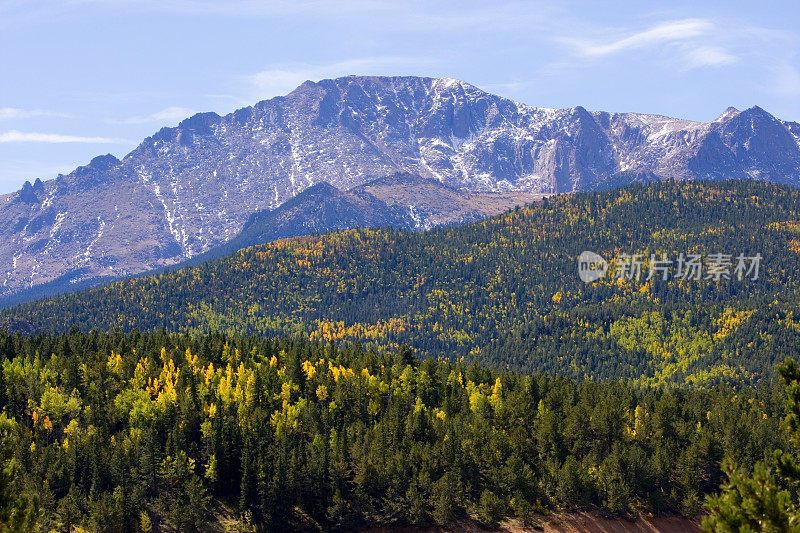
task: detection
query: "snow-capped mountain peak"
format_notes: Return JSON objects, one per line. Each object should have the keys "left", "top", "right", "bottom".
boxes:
{"left": 1, "top": 75, "right": 799, "bottom": 303}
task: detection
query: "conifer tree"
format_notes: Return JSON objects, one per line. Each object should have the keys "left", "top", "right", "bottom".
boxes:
{"left": 703, "top": 358, "right": 800, "bottom": 532}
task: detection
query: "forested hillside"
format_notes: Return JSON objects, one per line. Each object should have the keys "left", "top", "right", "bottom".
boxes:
{"left": 0, "top": 330, "right": 786, "bottom": 531}
{"left": 6, "top": 180, "right": 800, "bottom": 386}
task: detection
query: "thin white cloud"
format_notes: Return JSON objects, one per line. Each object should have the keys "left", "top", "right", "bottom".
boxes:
{"left": 568, "top": 18, "right": 713, "bottom": 58}
{"left": 560, "top": 18, "right": 742, "bottom": 72}
{"left": 683, "top": 46, "right": 737, "bottom": 69}
{"left": 0, "top": 107, "right": 72, "bottom": 120}
{"left": 0, "top": 130, "right": 127, "bottom": 144}
{"left": 117, "top": 106, "right": 196, "bottom": 124}
{"left": 246, "top": 56, "right": 437, "bottom": 100}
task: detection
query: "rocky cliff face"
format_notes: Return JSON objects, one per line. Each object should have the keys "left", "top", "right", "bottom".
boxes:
{"left": 189, "top": 172, "right": 542, "bottom": 265}
{"left": 1, "top": 75, "right": 799, "bottom": 302}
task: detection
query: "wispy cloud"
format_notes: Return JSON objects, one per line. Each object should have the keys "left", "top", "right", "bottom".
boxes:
{"left": 561, "top": 18, "right": 740, "bottom": 72}
{"left": 568, "top": 19, "right": 713, "bottom": 58}
{"left": 0, "top": 130, "right": 128, "bottom": 144}
{"left": 682, "top": 46, "right": 737, "bottom": 69}
{"left": 0, "top": 107, "right": 72, "bottom": 120}
{"left": 116, "top": 106, "right": 196, "bottom": 124}
{"left": 246, "top": 56, "right": 437, "bottom": 100}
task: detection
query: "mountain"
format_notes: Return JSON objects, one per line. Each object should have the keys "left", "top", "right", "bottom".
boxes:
{"left": 188, "top": 172, "right": 543, "bottom": 265}
{"left": 2, "top": 75, "right": 799, "bottom": 302}
{"left": 7, "top": 179, "right": 800, "bottom": 386}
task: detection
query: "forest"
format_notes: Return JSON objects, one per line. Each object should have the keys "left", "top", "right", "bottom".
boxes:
{"left": 3, "top": 180, "right": 800, "bottom": 530}
{"left": 5, "top": 179, "right": 800, "bottom": 386}
{"left": 0, "top": 329, "right": 792, "bottom": 531}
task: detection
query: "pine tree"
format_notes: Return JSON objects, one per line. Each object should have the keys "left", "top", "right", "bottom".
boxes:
{"left": 703, "top": 358, "right": 800, "bottom": 532}
{"left": 0, "top": 413, "right": 37, "bottom": 532}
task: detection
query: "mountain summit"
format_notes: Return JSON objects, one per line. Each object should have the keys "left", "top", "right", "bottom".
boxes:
{"left": 1, "top": 75, "right": 799, "bottom": 301}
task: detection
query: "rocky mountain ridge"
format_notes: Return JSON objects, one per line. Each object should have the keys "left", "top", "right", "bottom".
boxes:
{"left": 187, "top": 172, "right": 542, "bottom": 266}
{"left": 1, "top": 75, "right": 799, "bottom": 302}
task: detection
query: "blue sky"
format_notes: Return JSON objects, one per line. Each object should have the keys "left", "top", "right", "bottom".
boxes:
{"left": 1, "top": 0, "right": 798, "bottom": 194}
